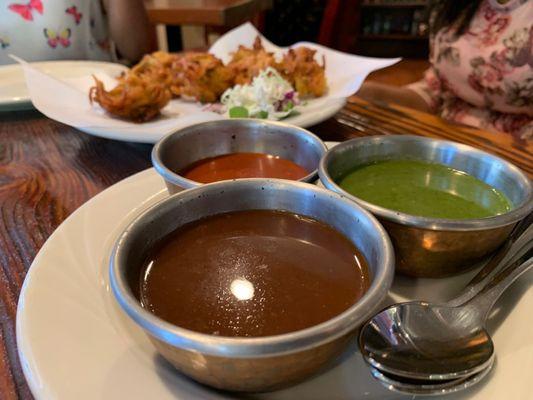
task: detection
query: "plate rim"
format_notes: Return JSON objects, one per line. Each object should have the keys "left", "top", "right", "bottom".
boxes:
{"left": 15, "top": 167, "right": 155, "bottom": 397}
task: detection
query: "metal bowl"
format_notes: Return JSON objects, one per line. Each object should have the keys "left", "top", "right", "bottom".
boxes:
{"left": 151, "top": 119, "right": 327, "bottom": 194}
{"left": 109, "top": 179, "right": 394, "bottom": 392}
{"left": 319, "top": 135, "right": 532, "bottom": 278}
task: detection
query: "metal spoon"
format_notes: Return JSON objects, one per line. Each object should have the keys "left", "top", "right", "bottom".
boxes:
{"left": 359, "top": 217, "right": 532, "bottom": 380}
{"left": 369, "top": 355, "right": 494, "bottom": 396}
{"left": 359, "top": 246, "right": 533, "bottom": 381}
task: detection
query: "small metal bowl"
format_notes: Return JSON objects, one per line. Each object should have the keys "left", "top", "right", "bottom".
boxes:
{"left": 109, "top": 179, "right": 394, "bottom": 392}
{"left": 151, "top": 119, "right": 327, "bottom": 194}
{"left": 319, "top": 135, "right": 532, "bottom": 278}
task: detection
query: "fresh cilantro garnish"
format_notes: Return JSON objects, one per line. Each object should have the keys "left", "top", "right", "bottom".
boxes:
{"left": 229, "top": 106, "right": 249, "bottom": 118}
{"left": 284, "top": 101, "right": 294, "bottom": 111}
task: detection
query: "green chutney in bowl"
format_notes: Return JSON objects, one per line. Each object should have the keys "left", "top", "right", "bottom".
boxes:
{"left": 338, "top": 160, "right": 512, "bottom": 220}
{"left": 318, "top": 135, "right": 532, "bottom": 277}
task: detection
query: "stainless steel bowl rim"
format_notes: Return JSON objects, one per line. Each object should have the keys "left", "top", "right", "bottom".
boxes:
{"left": 151, "top": 119, "right": 328, "bottom": 189}
{"left": 109, "top": 179, "right": 394, "bottom": 358}
{"left": 319, "top": 135, "right": 532, "bottom": 231}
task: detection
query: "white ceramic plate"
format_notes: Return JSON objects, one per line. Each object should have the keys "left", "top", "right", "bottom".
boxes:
{"left": 76, "top": 97, "right": 347, "bottom": 144}
{"left": 0, "top": 61, "right": 127, "bottom": 111}
{"left": 17, "top": 143, "right": 533, "bottom": 400}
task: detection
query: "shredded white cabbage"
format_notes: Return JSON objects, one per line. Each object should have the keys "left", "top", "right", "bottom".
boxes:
{"left": 221, "top": 67, "right": 299, "bottom": 120}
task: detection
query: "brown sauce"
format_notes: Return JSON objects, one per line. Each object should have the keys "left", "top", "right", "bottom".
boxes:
{"left": 139, "top": 210, "right": 370, "bottom": 337}
{"left": 179, "top": 153, "right": 309, "bottom": 183}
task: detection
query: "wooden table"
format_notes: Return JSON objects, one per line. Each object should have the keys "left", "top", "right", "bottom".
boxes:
{"left": 1, "top": 97, "right": 531, "bottom": 399}
{"left": 144, "top": 0, "right": 272, "bottom": 26}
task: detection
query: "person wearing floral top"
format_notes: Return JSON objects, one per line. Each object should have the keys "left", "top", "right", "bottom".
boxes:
{"left": 358, "top": 0, "right": 532, "bottom": 140}
{"left": 0, "top": 0, "right": 151, "bottom": 65}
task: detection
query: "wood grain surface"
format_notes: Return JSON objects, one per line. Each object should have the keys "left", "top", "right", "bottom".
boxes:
{"left": 0, "top": 111, "right": 152, "bottom": 399}
{"left": 144, "top": 0, "right": 272, "bottom": 26}
{"left": 0, "top": 99, "right": 531, "bottom": 399}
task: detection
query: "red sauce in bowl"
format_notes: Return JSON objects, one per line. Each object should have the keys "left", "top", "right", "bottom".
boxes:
{"left": 179, "top": 153, "right": 309, "bottom": 183}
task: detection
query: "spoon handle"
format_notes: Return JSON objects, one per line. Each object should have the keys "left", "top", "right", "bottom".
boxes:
{"left": 463, "top": 251, "right": 533, "bottom": 321}
{"left": 447, "top": 214, "right": 533, "bottom": 307}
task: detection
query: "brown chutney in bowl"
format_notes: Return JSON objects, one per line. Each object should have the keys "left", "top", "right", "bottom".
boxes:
{"left": 139, "top": 209, "right": 370, "bottom": 338}
{"left": 109, "top": 179, "right": 394, "bottom": 392}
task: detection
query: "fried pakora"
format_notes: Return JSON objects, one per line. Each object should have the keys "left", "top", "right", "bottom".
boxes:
{"left": 122, "top": 51, "right": 178, "bottom": 87}
{"left": 278, "top": 47, "right": 327, "bottom": 98}
{"left": 169, "top": 52, "right": 233, "bottom": 103}
{"left": 89, "top": 74, "right": 171, "bottom": 122}
{"left": 227, "top": 36, "right": 278, "bottom": 85}
{"left": 88, "top": 37, "right": 329, "bottom": 122}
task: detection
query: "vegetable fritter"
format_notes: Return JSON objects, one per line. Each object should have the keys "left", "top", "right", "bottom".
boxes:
{"left": 89, "top": 74, "right": 171, "bottom": 122}
{"left": 278, "top": 47, "right": 327, "bottom": 98}
{"left": 89, "top": 36, "right": 328, "bottom": 121}
{"left": 227, "top": 37, "right": 278, "bottom": 85}
{"left": 169, "top": 52, "right": 233, "bottom": 103}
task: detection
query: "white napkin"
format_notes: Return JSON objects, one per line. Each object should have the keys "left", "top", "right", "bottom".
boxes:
{"left": 13, "top": 22, "right": 400, "bottom": 140}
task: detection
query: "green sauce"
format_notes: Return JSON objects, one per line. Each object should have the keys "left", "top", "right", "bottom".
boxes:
{"left": 338, "top": 160, "right": 512, "bottom": 219}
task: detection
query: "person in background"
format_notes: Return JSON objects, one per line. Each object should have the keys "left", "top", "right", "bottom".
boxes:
{"left": 0, "top": 0, "right": 151, "bottom": 65}
{"left": 358, "top": 0, "right": 532, "bottom": 140}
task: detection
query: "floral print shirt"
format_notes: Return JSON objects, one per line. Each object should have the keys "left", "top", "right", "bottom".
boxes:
{"left": 408, "top": 0, "right": 532, "bottom": 140}
{"left": 0, "top": 0, "right": 114, "bottom": 65}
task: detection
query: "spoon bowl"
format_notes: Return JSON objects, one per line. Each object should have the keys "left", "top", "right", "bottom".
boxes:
{"left": 360, "top": 301, "right": 494, "bottom": 380}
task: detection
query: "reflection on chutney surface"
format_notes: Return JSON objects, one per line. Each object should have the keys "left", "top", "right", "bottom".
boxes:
{"left": 140, "top": 210, "right": 370, "bottom": 337}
